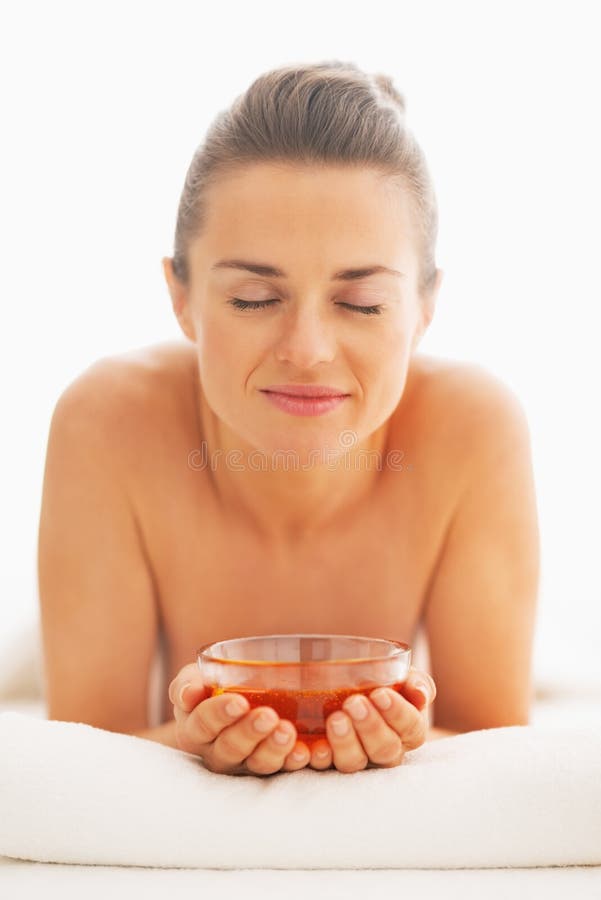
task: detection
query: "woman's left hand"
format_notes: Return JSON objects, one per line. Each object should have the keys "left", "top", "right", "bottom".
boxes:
{"left": 304, "top": 666, "right": 437, "bottom": 773}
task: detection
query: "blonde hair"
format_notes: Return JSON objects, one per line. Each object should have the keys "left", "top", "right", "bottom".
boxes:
{"left": 170, "top": 60, "right": 439, "bottom": 298}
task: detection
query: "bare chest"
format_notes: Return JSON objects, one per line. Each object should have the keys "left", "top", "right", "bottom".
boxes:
{"left": 138, "top": 459, "right": 446, "bottom": 718}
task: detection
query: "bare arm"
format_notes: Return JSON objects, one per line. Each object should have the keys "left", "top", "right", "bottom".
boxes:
{"left": 129, "top": 720, "right": 179, "bottom": 748}
{"left": 38, "top": 359, "right": 161, "bottom": 734}
{"left": 427, "top": 726, "right": 459, "bottom": 740}
{"left": 423, "top": 369, "right": 540, "bottom": 733}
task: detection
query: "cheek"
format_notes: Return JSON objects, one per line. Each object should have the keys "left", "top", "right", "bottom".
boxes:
{"left": 196, "top": 318, "right": 238, "bottom": 398}
{"left": 362, "top": 328, "right": 413, "bottom": 406}
{"left": 197, "top": 317, "right": 265, "bottom": 408}
{"left": 355, "top": 323, "right": 409, "bottom": 377}
{"left": 200, "top": 316, "right": 250, "bottom": 368}
{"left": 201, "top": 320, "right": 229, "bottom": 360}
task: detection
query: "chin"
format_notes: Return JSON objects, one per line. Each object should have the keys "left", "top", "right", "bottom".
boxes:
{"left": 254, "top": 425, "right": 358, "bottom": 468}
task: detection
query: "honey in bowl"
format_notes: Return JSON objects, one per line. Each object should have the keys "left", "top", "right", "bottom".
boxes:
{"left": 205, "top": 681, "right": 407, "bottom": 747}
{"left": 197, "top": 633, "right": 412, "bottom": 749}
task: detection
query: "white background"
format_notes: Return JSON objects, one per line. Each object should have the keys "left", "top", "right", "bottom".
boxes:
{"left": 1, "top": 0, "right": 599, "bottom": 685}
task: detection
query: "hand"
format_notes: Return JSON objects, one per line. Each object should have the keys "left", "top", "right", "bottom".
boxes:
{"left": 301, "top": 666, "right": 437, "bottom": 773}
{"left": 168, "top": 663, "right": 312, "bottom": 776}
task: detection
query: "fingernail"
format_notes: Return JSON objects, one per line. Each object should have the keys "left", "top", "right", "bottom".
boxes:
{"left": 346, "top": 696, "right": 369, "bottom": 720}
{"left": 330, "top": 714, "right": 350, "bottom": 736}
{"left": 178, "top": 682, "right": 192, "bottom": 705}
{"left": 253, "top": 711, "right": 277, "bottom": 733}
{"left": 273, "top": 727, "right": 291, "bottom": 745}
{"left": 225, "top": 698, "right": 248, "bottom": 717}
{"left": 372, "top": 689, "right": 392, "bottom": 710}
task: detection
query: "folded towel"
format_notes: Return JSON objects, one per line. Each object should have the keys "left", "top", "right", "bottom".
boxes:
{"left": 1, "top": 712, "right": 600, "bottom": 869}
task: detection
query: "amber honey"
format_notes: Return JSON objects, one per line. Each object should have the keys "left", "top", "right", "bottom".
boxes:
{"left": 205, "top": 681, "right": 406, "bottom": 747}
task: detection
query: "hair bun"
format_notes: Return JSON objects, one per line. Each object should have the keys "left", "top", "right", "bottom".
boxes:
{"left": 373, "top": 73, "right": 406, "bottom": 113}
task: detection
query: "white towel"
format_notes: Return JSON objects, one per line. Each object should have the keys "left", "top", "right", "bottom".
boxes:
{"left": 1, "top": 711, "right": 600, "bottom": 869}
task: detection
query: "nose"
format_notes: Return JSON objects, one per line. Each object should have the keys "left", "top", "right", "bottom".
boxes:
{"left": 274, "top": 304, "right": 337, "bottom": 369}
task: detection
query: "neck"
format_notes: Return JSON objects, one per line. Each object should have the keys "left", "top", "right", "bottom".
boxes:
{"left": 196, "top": 395, "right": 391, "bottom": 547}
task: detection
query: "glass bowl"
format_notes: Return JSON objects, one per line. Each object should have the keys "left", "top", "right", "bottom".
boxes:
{"left": 196, "top": 633, "right": 411, "bottom": 748}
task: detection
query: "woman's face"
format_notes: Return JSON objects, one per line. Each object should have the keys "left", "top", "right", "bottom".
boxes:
{"left": 167, "top": 162, "right": 440, "bottom": 458}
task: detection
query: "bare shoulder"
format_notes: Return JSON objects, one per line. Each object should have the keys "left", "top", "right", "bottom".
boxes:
{"left": 50, "top": 339, "right": 196, "bottom": 455}
{"left": 410, "top": 352, "right": 528, "bottom": 413}
{"left": 402, "top": 352, "right": 532, "bottom": 502}
{"left": 409, "top": 352, "right": 530, "bottom": 441}
{"left": 53, "top": 339, "right": 194, "bottom": 411}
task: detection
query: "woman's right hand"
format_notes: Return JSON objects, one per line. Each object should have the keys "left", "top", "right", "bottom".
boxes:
{"left": 168, "top": 663, "right": 312, "bottom": 776}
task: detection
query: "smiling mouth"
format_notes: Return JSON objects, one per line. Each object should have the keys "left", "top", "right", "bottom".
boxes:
{"left": 260, "top": 386, "right": 350, "bottom": 399}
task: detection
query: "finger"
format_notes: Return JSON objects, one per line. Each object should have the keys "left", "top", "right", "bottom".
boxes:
{"left": 401, "top": 669, "right": 437, "bottom": 711}
{"left": 368, "top": 687, "right": 428, "bottom": 751}
{"left": 168, "top": 662, "right": 198, "bottom": 702}
{"left": 340, "top": 692, "right": 405, "bottom": 766}
{"left": 182, "top": 692, "right": 251, "bottom": 747}
{"left": 307, "top": 739, "right": 332, "bottom": 770}
{"left": 168, "top": 663, "right": 206, "bottom": 711}
{"left": 244, "top": 720, "right": 303, "bottom": 776}
{"left": 210, "top": 705, "right": 282, "bottom": 770}
{"left": 282, "top": 741, "right": 312, "bottom": 772}
{"left": 326, "top": 710, "right": 369, "bottom": 773}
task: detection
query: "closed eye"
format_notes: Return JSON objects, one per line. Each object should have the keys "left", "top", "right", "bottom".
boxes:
{"left": 228, "top": 298, "right": 383, "bottom": 316}
{"left": 229, "top": 298, "right": 278, "bottom": 311}
{"left": 339, "top": 303, "right": 383, "bottom": 316}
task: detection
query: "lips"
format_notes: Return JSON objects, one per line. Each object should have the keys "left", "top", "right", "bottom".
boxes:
{"left": 261, "top": 384, "right": 349, "bottom": 398}
{"left": 260, "top": 389, "right": 348, "bottom": 417}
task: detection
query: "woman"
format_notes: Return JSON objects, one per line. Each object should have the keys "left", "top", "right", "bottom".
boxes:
{"left": 37, "top": 61, "right": 540, "bottom": 776}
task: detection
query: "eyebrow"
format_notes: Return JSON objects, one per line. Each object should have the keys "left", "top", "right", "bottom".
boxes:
{"left": 210, "top": 259, "right": 405, "bottom": 281}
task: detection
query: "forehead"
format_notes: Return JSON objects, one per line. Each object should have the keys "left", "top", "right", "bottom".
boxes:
{"left": 193, "top": 162, "right": 417, "bottom": 275}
